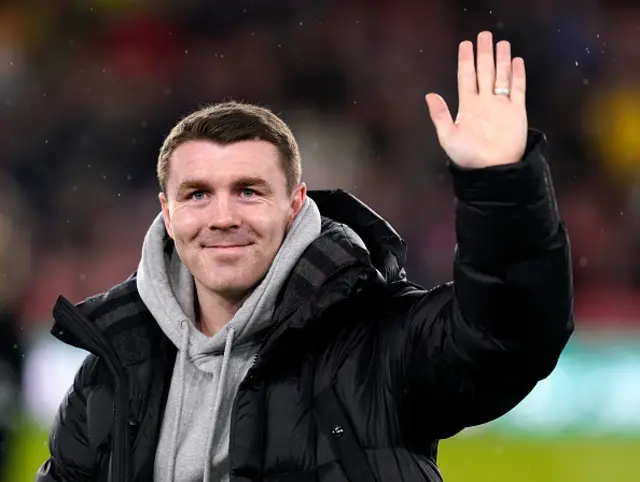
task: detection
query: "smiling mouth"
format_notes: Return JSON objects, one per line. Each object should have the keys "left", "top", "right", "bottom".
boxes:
{"left": 203, "top": 244, "right": 251, "bottom": 249}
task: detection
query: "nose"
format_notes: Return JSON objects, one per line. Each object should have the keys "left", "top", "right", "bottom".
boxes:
{"left": 207, "top": 193, "right": 241, "bottom": 230}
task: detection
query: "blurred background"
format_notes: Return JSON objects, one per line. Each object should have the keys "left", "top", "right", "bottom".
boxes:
{"left": 0, "top": 0, "right": 638, "bottom": 480}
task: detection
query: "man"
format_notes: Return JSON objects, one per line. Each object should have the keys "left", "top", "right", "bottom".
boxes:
{"left": 37, "top": 31, "right": 573, "bottom": 482}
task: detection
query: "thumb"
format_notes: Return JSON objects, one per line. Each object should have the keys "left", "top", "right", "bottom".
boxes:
{"left": 425, "top": 93, "right": 454, "bottom": 143}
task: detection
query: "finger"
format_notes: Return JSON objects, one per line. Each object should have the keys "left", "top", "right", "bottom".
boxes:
{"left": 511, "top": 57, "right": 526, "bottom": 105}
{"left": 425, "top": 93, "right": 455, "bottom": 142}
{"left": 494, "top": 40, "right": 512, "bottom": 95}
{"left": 457, "top": 40, "right": 477, "bottom": 100}
{"left": 476, "top": 31, "right": 495, "bottom": 95}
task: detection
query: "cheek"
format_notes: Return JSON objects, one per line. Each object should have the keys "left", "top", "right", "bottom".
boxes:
{"left": 249, "top": 212, "right": 288, "bottom": 250}
{"left": 170, "top": 209, "right": 202, "bottom": 244}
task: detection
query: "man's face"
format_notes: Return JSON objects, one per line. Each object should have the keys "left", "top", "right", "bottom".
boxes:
{"left": 160, "top": 140, "right": 305, "bottom": 302}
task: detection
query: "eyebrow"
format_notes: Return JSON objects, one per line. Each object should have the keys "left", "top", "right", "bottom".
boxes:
{"left": 233, "top": 176, "right": 271, "bottom": 190}
{"left": 176, "top": 179, "right": 209, "bottom": 195}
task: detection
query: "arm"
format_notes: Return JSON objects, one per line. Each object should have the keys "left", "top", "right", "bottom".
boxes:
{"left": 398, "top": 130, "right": 573, "bottom": 440}
{"left": 36, "top": 356, "right": 101, "bottom": 482}
{"left": 398, "top": 31, "right": 573, "bottom": 441}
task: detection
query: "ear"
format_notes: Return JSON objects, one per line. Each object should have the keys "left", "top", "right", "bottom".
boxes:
{"left": 159, "top": 192, "right": 175, "bottom": 239}
{"left": 288, "top": 183, "right": 307, "bottom": 227}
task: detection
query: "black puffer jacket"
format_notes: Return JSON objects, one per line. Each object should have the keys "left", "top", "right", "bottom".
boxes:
{"left": 36, "top": 131, "right": 573, "bottom": 482}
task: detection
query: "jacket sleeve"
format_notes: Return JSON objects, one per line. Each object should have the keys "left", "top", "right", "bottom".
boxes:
{"left": 35, "top": 355, "right": 100, "bottom": 482}
{"left": 397, "top": 130, "right": 574, "bottom": 440}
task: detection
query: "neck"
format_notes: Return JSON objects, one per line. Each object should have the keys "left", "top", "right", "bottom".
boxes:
{"left": 193, "top": 281, "right": 250, "bottom": 337}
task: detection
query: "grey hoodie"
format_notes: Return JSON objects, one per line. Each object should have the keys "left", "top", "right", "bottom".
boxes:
{"left": 136, "top": 197, "right": 322, "bottom": 482}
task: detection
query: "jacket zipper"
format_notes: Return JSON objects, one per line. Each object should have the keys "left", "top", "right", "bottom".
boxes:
{"left": 53, "top": 296, "right": 132, "bottom": 482}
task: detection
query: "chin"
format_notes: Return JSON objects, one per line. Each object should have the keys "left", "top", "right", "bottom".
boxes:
{"left": 202, "top": 273, "right": 262, "bottom": 298}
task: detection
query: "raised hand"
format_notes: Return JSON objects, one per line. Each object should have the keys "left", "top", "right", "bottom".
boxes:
{"left": 426, "top": 31, "right": 528, "bottom": 169}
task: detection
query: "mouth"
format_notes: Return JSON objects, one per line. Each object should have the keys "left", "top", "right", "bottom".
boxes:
{"left": 203, "top": 243, "right": 252, "bottom": 251}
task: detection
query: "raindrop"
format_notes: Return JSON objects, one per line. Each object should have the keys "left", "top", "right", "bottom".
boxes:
{"left": 44, "top": 140, "right": 48, "bottom": 144}
{"left": 575, "top": 61, "right": 579, "bottom": 66}
{"left": 277, "top": 44, "right": 282, "bottom": 48}
{"left": 621, "top": 211, "right": 625, "bottom": 216}
{"left": 184, "top": 50, "right": 189, "bottom": 54}
{"left": 489, "top": 10, "right": 492, "bottom": 14}
{"left": 79, "top": 273, "right": 86, "bottom": 282}
{"left": 496, "top": 21, "right": 504, "bottom": 29}
{"left": 87, "top": 164, "right": 91, "bottom": 168}
{"left": 419, "top": 49, "right": 423, "bottom": 53}
{"left": 583, "top": 78, "right": 590, "bottom": 86}
{"left": 586, "top": 47, "right": 591, "bottom": 54}
{"left": 299, "top": 21, "right": 303, "bottom": 26}
{"left": 579, "top": 257, "right": 588, "bottom": 267}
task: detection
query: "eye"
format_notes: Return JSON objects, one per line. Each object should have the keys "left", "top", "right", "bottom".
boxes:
{"left": 190, "top": 190, "right": 206, "bottom": 201}
{"left": 240, "top": 188, "right": 256, "bottom": 198}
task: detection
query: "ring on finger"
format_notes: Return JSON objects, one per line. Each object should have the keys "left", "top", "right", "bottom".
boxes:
{"left": 494, "top": 87, "right": 511, "bottom": 96}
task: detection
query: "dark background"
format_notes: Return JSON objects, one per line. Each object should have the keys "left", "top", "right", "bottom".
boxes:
{"left": 0, "top": 1, "right": 638, "bottom": 480}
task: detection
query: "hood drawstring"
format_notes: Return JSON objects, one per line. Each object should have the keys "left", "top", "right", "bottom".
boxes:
{"left": 166, "top": 321, "right": 236, "bottom": 482}
{"left": 167, "top": 321, "right": 190, "bottom": 481}
{"left": 204, "top": 326, "right": 235, "bottom": 481}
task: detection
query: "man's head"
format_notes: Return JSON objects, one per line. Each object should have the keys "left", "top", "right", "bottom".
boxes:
{"left": 158, "top": 102, "right": 305, "bottom": 303}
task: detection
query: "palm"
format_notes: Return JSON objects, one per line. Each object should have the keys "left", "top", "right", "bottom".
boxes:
{"left": 426, "top": 32, "right": 528, "bottom": 169}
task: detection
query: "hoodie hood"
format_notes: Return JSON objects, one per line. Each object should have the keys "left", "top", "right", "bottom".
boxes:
{"left": 136, "top": 196, "right": 322, "bottom": 361}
